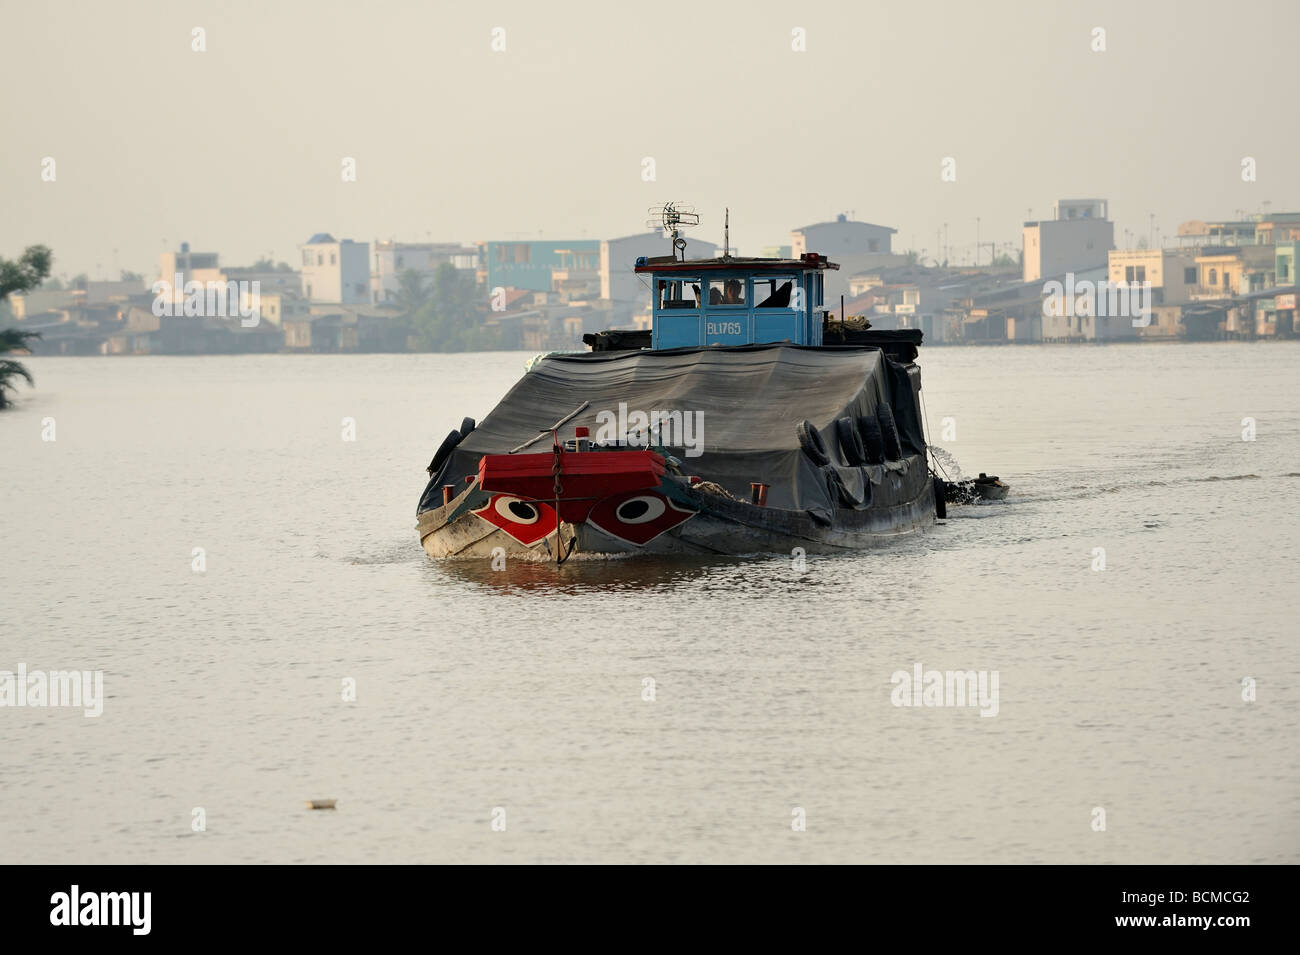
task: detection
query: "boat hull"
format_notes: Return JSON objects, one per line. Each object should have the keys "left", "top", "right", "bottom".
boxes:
{"left": 418, "top": 453, "right": 935, "bottom": 559}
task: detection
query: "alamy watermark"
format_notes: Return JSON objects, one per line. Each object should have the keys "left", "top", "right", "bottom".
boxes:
{"left": 151, "top": 274, "right": 260, "bottom": 326}
{"left": 50, "top": 886, "right": 150, "bottom": 935}
{"left": 1043, "top": 273, "right": 1153, "bottom": 327}
{"left": 594, "top": 401, "right": 704, "bottom": 458}
{"left": 890, "top": 662, "right": 999, "bottom": 717}
{"left": 0, "top": 663, "right": 104, "bottom": 717}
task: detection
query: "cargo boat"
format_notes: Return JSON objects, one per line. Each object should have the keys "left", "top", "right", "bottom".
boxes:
{"left": 417, "top": 212, "right": 949, "bottom": 559}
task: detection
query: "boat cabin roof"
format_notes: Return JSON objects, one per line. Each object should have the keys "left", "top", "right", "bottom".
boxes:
{"left": 634, "top": 253, "right": 839, "bottom": 274}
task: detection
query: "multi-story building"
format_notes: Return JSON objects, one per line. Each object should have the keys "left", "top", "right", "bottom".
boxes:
{"left": 1038, "top": 265, "right": 1139, "bottom": 341}
{"left": 1276, "top": 241, "right": 1298, "bottom": 286}
{"left": 1192, "top": 245, "right": 1277, "bottom": 299}
{"left": 788, "top": 216, "right": 903, "bottom": 308}
{"left": 1107, "top": 248, "right": 1198, "bottom": 305}
{"left": 246, "top": 291, "right": 309, "bottom": 327}
{"left": 1250, "top": 214, "right": 1300, "bottom": 246}
{"left": 1023, "top": 199, "right": 1114, "bottom": 283}
{"left": 1176, "top": 218, "right": 1257, "bottom": 247}
{"left": 155, "top": 242, "right": 225, "bottom": 307}
{"left": 370, "top": 241, "right": 477, "bottom": 304}
{"left": 477, "top": 239, "right": 601, "bottom": 297}
{"left": 1176, "top": 212, "right": 1300, "bottom": 249}
{"left": 600, "top": 232, "right": 718, "bottom": 306}
{"left": 159, "top": 243, "right": 220, "bottom": 286}
{"left": 300, "top": 234, "right": 369, "bottom": 304}
{"left": 790, "top": 214, "right": 896, "bottom": 257}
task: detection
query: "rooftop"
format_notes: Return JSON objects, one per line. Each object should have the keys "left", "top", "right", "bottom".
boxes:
{"left": 635, "top": 254, "right": 840, "bottom": 274}
{"left": 794, "top": 218, "right": 897, "bottom": 234}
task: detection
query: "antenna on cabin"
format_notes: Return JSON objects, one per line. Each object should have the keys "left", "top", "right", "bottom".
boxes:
{"left": 724, "top": 208, "right": 730, "bottom": 259}
{"left": 647, "top": 202, "right": 699, "bottom": 261}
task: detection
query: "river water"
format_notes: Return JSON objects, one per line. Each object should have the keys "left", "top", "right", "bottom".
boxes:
{"left": 2, "top": 343, "right": 1297, "bottom": 863}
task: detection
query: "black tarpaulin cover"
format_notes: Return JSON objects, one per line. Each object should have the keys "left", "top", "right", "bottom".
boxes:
{"left": 426, "top": 344, "right": 925, "bottom": 518}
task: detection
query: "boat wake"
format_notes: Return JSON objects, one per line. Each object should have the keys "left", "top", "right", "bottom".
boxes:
{"left": 929, "top": 445, "right": 964, "bottom": 481}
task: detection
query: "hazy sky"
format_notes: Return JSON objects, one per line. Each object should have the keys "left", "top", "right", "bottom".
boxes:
{"left": 3, "top": 0, "right": 1297, "bottom": 279}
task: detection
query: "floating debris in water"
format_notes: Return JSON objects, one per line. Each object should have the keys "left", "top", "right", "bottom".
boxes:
{"left": 305, "top": 799, "right": 337, "bottom": 810}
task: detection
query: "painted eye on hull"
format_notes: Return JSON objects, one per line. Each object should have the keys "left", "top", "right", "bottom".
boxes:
{"left": 588, "top": 490, "right": 695, "bottom": 546}
{"left": 496, "top": 497, "right": 540, "bottom": 524}
{"left": 614, "top": 496, "right": 666, "bottom": 524}
{"left": 472, "top": 493, "right": 557, "bottom": 546}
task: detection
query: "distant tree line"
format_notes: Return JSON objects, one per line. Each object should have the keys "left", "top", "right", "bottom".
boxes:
{"left": 393, "top": 262, "right": 504, "bottom": 352}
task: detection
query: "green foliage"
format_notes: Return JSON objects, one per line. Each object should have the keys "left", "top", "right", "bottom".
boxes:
{"left": 0, "top": 245, "right": 53, "bottom": 302}
{"left": 392, "top": 268, "right": 432, "bottom": 319}
{"left": 0, "top": 328, "right": 42, "bottom": 409}
{"left": 408, "top": 264, "right": 503, "bottom": 352}
{"left": 0, "top": 246, "right": 52, "bottom": 409}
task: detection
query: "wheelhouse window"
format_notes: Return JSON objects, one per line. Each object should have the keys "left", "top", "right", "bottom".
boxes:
{"left": 752, "top": 276, "right": 796, "bottom": 308}
{"left": 657, "top": 278, "right": 700, "bottom": 309}
{"left": 706, "top": 277, "right": 747, "bottom": 306}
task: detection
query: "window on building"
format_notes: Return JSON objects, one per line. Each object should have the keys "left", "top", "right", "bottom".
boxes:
{"left": 868, "top": 239, "right": 879, "bottom": 253}
{"left": 317, "top": 254, "right": 324, "bottom": 266}
{"left": 302, "top": 250, "right": 313, "bottom": 267}
{"left": 1184, "top": 267, "right": 1197, "bottom": 284}
{"left": 1280, "top": 258, "right": 1291, "bottom": 281}
{"left": 330, "top": 253, "right": 337, "bottom": 265}
{"left": 656, "top": 278, "right": 700, "bottom": 309}
{"left": 1209, "top": 268, "right": 1218, "bottom": 286}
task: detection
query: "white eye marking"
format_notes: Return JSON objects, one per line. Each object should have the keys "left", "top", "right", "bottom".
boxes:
{"left": 614, "top": 496, "right": 666, "bottom": 524}
{"left": 495, "top": 497, "right": 539, "bottom": 524}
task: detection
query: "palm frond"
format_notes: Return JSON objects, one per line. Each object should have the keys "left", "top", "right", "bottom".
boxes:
{"left": 0, "top": 328, "right": 42, "bottom": 353}
{"left": 0, "top": 358, "right": 36, "bottom": 386}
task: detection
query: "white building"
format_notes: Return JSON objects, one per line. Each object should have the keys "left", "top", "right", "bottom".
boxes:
{"left": 1023, "top": 199, "right": 1114, "bottom": 283}
{"left": 159, "top": 243, "right": 220, "bottom": 286}
{"left": 300, "top": 233, "right": 369, "bottom": 305}
{"left": 1040, "top": 265, "right": 1138, "bottom": 341}
{"left": 791, "top": 215, "right": 896, "bottom": 258}
{"left": 600, "top": 231, "right": 718, "bottom": 304}
{"left": 1107, "top": 248, "right": 1198, "bottom": 305}
{"left": 371, "top": 240, "right": 477, "bottom": 304}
